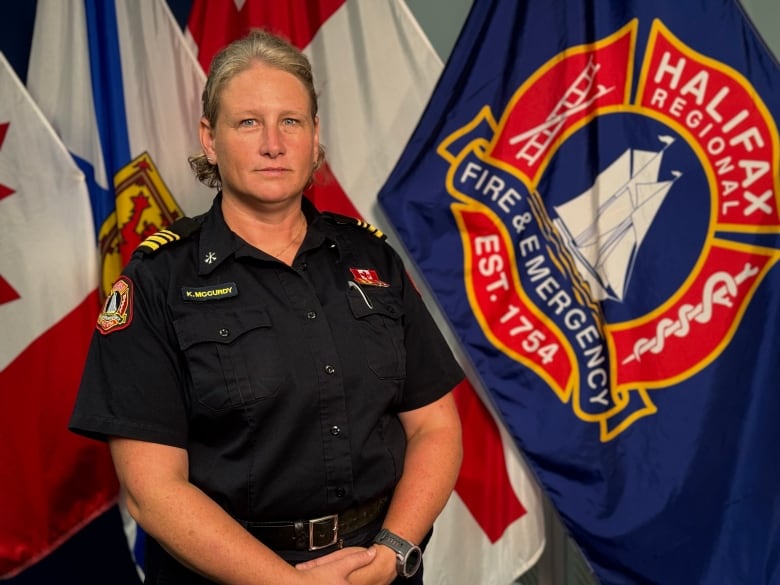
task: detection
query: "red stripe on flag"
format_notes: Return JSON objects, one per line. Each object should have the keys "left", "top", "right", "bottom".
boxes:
{"left": 307, "top": 163, "right": 360, "bottom": 217}
{"left": 453, "top": 379, "right": 527, "bottom": 542}
{"left": 0, "top": 291, "right": 118, "bottom": 577}
{"left": 187, "top": 0, "right": 345, "bottom": 70}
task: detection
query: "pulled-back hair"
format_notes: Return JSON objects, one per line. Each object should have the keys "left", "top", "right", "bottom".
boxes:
{"left": 189, "top": 29, "right": 326, "bottom": 188}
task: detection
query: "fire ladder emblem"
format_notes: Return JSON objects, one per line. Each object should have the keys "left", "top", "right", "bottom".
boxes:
{"left": 509, "top": 56, "right": 614, "bottom": 166}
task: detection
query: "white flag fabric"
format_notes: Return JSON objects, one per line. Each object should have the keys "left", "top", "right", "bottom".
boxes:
{"left": 302, "top": 0, "right": 443, "bottom": 227}
{"left": 27, "top": 0, "right": 212, "bottom": 245}
{"left": 422, "top": 383, "right": 546, "bottom": 584}
{"left": 185, "top": 2, "right": 545, "bottom": 583}
{"left": 0, "top": 52, "right": 95, "bottom": 371}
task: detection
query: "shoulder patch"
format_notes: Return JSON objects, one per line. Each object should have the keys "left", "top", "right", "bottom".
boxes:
{"left": 97, "top": 276, "right": 133, "bottom": 334}
{"left": 323, "top": 212, "right": 386, "bottom": 240}
{"left": 135, "top": 217, "right": 201, "bottom": 256}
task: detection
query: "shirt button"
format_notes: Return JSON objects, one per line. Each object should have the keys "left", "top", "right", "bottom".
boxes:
{"left": 218, "top": 328, "right": 229, "bottom": 337}
{"left": 336, "top": 488, "right": 346, "bottom": 498}
{"left": 307, "top": 311, "right": 317, "bottom": 320}
{"left": 324, "top": 365, "right": 336, "bottom": 375}
{"left": 330, "top": 425, "right": 341, "bottom": 436}
{"left": 301, "top": 262, "right": 308, "bottom": 271}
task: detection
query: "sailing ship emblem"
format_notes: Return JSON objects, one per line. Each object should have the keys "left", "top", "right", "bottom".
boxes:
{"left": 553, "top": 135, "right": 681, "bottom": 301}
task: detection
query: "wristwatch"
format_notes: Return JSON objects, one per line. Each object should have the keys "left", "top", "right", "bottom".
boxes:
{"left": 373, "top": 528, "right": 422, "bottom": 578}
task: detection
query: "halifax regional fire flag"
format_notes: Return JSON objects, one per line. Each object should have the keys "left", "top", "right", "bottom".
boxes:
{"left": 379, "top": 1, "right": 780, "bottom": 584}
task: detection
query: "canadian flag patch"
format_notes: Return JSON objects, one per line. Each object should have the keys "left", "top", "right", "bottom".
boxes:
{"left": 349, "top": 268, "right": 390, "bottom": 287}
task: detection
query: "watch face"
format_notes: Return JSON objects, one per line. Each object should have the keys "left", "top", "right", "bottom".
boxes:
{"left": 403, "top": 546, "right": 422, "bottom": 577}
{"left": 374, "top": 529, "right": 423, "bottom": 578}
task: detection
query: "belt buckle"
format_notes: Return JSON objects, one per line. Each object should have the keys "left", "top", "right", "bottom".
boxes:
{"left": 308, "top": 513, "right": 339, "bottom": 551}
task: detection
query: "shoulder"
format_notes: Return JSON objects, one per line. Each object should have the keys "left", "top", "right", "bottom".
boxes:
{"left": 320, "top": 212, "right": 409, "bottom": 284}
{"left": 132, "top": 216, "right": 202, "bottom": 258}
{"left": 320, "top": 211, "right": 387, "bottom": 241}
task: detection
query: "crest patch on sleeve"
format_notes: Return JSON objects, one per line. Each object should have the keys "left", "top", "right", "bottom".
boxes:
{"left": 97, "top": 276, "right": 134, "bottom": 335}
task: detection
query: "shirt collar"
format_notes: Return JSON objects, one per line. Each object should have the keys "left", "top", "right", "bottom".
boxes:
{"left": 196, "top": 193, "right": 338, "bottom": 275}
{"left": 197, "top": 193, "right": 241, "bottom": 275}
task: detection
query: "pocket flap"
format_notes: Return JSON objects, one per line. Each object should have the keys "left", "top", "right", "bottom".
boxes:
{"left": 174, "top": 307, "right": 272, "bottom": 350}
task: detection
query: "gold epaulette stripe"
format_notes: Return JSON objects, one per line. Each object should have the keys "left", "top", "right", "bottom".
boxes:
{"left": 139, "top": 229, "right": 181, "bottom": 252}
{"left": 355, "top": 219, "right": 384, "bottom": 239}
{"left": 323, "top": 211, "right": 387, "bottom": 240}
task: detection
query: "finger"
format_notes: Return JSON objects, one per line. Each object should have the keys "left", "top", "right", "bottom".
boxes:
{"left": 338, "top": 546, "right": 376, "bottom": 573}
{"left": 295, "top": 546, "right": 373, "bottom": 571}
{"left": 295, "top": 546, "right": 367, "bottom": 569}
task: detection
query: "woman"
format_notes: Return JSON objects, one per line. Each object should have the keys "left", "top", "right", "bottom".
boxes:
{"left": 70, "top": 30, "right": 463, "bottom": 585}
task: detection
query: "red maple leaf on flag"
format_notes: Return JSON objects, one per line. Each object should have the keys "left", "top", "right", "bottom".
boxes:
{"left": 0, "top": 121, "right": 20, "bottom": 305}
{"left": 0, "top": 123, "right": 14, "bottom": 201}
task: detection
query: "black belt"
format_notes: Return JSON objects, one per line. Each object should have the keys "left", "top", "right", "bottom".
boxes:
{"left": 242, "top": 495, "right": 389, "bottom": 551}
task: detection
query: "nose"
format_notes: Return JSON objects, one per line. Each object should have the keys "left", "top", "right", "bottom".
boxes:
{"left": 260, "top": 124, "right": 284, "bottom": 157}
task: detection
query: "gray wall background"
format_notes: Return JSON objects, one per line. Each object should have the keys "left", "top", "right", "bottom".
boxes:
{"left": 408, "top": 0, "right": 780, "bottom": 62}
{"left": 402, "top": 1, "right": 779, "bottom": 583}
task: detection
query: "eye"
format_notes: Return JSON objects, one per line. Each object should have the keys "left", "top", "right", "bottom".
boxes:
{"left": 239, "top": 119, "right": 256, "bottom": 127}
{"left": 282, "top": 118, "right": 300, "bottom": 127}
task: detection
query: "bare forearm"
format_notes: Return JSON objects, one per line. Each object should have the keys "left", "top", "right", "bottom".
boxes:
{"left": 384, "top": 397, "right": 463, "bottom": 544}
{"left": 110, "top": 438, "right": 376, "bottom": 584}
{"left": 111, "top": 438, "right": 303, "bottom": 584}
{"left": 124, "top": 475, "right": 297, "bottom": 584}
{"left": 347, "top": 408, "right": 462, "bottom": 585}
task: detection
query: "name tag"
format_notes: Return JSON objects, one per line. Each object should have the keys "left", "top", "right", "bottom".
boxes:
{"left": 181, "top": 282, "right": 238, "bottom": 301}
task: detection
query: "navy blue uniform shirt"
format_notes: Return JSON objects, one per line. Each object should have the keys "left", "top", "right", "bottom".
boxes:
{"left": 70, "top": 194, "right": 463, "bottom": 523}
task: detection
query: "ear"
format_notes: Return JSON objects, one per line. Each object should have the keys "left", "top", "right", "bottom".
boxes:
{"left": 312, "top": 115, "right": 320, "bottom": 164}
{"left": 200, "top": 117, "right": 217, "bottom": 162}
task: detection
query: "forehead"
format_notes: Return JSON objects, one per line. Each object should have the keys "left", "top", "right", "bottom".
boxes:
{"left": 219, "top": 60, "right": 312, "bottom": 112}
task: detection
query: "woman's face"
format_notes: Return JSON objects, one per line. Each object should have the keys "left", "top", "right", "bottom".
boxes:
{"left": 201, "top": 60, "right": 319, "bottom": 209}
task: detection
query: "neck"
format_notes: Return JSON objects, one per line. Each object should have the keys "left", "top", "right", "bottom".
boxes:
{"left": 221, "top": 195, "right": 307, "bottom": 264}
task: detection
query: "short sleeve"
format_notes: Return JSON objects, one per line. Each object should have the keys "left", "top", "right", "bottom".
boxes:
{"left": 69, "top": 260, "right": 189, "bottom": 448}
{"left": 396, "top": 257, "right": 464, "bottom": 411}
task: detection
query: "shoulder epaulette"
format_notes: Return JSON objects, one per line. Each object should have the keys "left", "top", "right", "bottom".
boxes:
{"left": 323, "top": 211, "right": 386, "bottom": 240}
{"left": 135, "top": 217, "right": 201, "bottom": 256}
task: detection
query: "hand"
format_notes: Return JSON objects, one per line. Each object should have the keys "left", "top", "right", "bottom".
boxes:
{"left": 345, "top": 544, "right": 398, "bottom": 585}
{"left": 294, "top": 546, "right": 377, "bottom": 584}
{"left": 298, "top": 545, "right": 396, "bottom": 585}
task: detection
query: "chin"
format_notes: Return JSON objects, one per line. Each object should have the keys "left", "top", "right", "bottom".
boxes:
{"left": 231, "top": 187, "right": 300, "bottom": 204}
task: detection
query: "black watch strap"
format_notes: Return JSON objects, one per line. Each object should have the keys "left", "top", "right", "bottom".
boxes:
{"left": 373, "top": 528, "right": 422, "bottom": 578}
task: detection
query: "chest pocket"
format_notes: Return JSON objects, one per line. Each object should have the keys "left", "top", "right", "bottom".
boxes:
{"left": 346, "top": 286, "right": 406, "bottom": 380}
{"left": 174, "top": 307, "right": 284, "bottom": 411}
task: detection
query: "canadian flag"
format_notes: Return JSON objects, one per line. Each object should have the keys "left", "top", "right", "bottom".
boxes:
{"left": 0, "top": 51, "right": 118, "bottom": 578}
{"left": 186, "top": 2, "right": 545, "bottom": 583}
